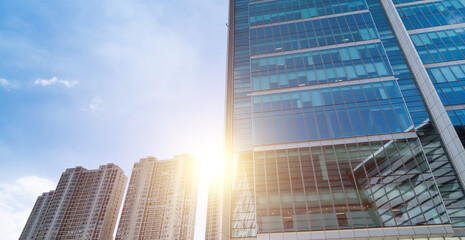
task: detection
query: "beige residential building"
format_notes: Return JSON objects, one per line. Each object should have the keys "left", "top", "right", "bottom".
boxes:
{"left": 19, "top": 191, "right": 55, "bottom": 240}
{"left": 204, "top": 176, "right": 222, "bottom": 240}
{"left": 20, "top": 164, "right": 127, "bottom": 240}
{"left": 116, "top": 154, "right": 199, "bottom": 240}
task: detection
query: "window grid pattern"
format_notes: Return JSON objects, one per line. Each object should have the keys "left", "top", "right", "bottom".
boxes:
{"left": 254, "top": 141, "right": 449, "bottom": 233}
{"left": 251, "top": 43, "right": 392, "bottom": 91}
{"left": 368, "top": 0, "right": 465, "bottom": 227}
{"left": 392, "top": 0, "right": 426, "bottom": 4}
{"left": 231, "top": 0, "right": 257, "bottom": 238}
{"left": 228, "top": 0, "right": 465, "bottom": 237}
{"left": 252, "top": 81, "right": 413, "bottom": 145}
{"left": 426, "top": 64, "right": 465, "bottom": 106}
{"left": 448, "top": 109, "right": 465, "bottom": 126}
{"left": 250, "top": 12, "right": 379, "bottom": 55}
{"left": 249, "top": 0, "right": 367, "bottom": 26}
{"left": 411, "top": 27, "right": 465, "bottom": 64}
{"left": 448, "top": 109, "right": 465, "bottom": 148}
{"left": 231, "top": 152, "right": 256, "bottom": 238}
{"left": 397, "top": 0, "right": 465, "bottom": 30}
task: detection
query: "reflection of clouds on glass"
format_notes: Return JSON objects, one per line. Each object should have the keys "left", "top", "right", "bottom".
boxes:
{"left": 446, "top": 14, "right": 463, "bottom": 24}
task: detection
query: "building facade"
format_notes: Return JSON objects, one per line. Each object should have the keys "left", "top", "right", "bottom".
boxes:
{"left": 20, "top": 164, "right": 127, "bottom": 240}
{"left": 116, "top": 154, "right": 199, "bottom": 240}
{"left": 205, "top": 176, "right": 223, "bottom": 240}
{"left": 223, "top": 0, "right": 465, "bottom": 239}
{"left": 19, "top": 191, "right": 55, "bottom": 240}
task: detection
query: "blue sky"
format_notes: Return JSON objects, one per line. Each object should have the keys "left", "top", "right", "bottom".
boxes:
{"left": 0, "top": 0, "right": 228, "bottom": 239}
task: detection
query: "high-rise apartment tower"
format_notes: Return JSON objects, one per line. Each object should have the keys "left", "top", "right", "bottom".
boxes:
{"left": 223, "top": 0, "right": 465, "bottom": 239}
{"left": 20, "top": 164, "right": 127, "bottom": 240}
{"left": 116, "top": 154, "right": 199, "bottom": 240}
{"left": 205, "top": 176, "right": 223, "bottom": 240}
{"left": 19, "top": 191, "right": 55, "bottom": 240}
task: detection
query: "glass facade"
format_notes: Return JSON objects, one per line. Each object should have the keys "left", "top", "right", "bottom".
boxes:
{"left": 252, "top": 81, "right": 413, "bottom": 145}
{"left": 254, "top": 140, "right": 449, "bottom": 233}
{"left": 225, "top": 0, "right": 465, "bottom": 238}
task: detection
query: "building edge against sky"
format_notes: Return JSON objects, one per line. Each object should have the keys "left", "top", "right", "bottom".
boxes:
{"left": 206, "top": 175, "right": 224, "bottom": 240}
{"left": 223, "top": 0, "right": 465, "bottom": 239}
{"left": 116, "top": 154, "right": 199, "bottom": 240}
{"left": 19, "top": 164, "right": 127, "bottom": 240}
{"left": 20, "top": 154, "right": 201, "bottom": 240}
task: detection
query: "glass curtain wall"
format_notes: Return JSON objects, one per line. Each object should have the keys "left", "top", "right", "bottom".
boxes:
{"left": 226, "top": 0, "right": 465, "bottom": 238}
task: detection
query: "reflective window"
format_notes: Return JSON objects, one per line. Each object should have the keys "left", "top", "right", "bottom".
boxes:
{"left": 254, "top": 140, "right": 448, "bottom": 233}
{"left": 252, "top": 81, "right": 413, "bottom": 144}
{"left": 251, "top": 43, "right": 392, "bottom": 91}
{"left": 250, "top": 12, "right": 379, "bottom": 55}
{"left": 427, "top": 64, "right": 465, "bottom": 106}
{"left": 249, "top": 0, "right": 367, "bottom": 26}
{"left": 398, "top": 0, "right": 465, "bottom": 30}
{"left": 411, "top": 27, "right": 465, "bottom": 64}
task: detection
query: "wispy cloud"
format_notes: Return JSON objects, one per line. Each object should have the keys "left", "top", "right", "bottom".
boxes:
{"left": 34, "top": 77, "right": 78, "bottom": 88}
{"left": 0, "top": 78, "right": 19, "bottom": 91}
{"left": 89, "top": 96, "right": 102, "bottom": 110}
{"left": 0, "top": 176, "right": 55, "bottom": 240}
{"left": 80, "top": 96, "right": 103, "bottom": 111}
{"left": 0, "top": 78, "right": 10, "bottom": 87}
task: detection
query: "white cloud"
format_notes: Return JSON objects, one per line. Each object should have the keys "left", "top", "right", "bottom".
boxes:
{"left": 34, "top": 77, "right": 78, "bottom": 88}
{"left": 79, "top": 96, "right": 103, "bottom": 111}
{"left": 0, "top": 176, "right": 55, "bottom": 240}
{"left": 89, "top": 96, "right": 102, "bottom": 110}
{"left": 0, "top": 78, "right": 10, "bottom": 87}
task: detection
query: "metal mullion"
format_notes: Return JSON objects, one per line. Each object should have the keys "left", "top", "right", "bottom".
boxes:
{"left": 356, "top": 142, "right": 385, "bottom": 228}
{"left": 329, "top": 144, "right": 356, "bottom": 229}
{"left": 371, "top": 140, "right": 415, "bottom": 226}
{"left": 343, "top": 144, "right": 372, "bottom": 228}
{"left": 296, "top": 147, "right": 312, "bottom": 230}
{"left": 308, "top": 146, "right": 326, "bottom": 230}
{"left": 401, "top": 138, "right": 449, "bottom": 225}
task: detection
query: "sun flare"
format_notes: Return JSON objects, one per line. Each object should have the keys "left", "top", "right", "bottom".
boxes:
{"left": 192, "top": 146, "right": 224, "bottom": 180}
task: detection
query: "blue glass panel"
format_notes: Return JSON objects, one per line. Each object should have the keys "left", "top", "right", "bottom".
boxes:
{"left": 271, "top": 94, "right": 281, "bottom": 111}
{"left": 253, "top": 96, "right": 262, "bottom": 113}
{"left": 382, "top": 105, "right": 402, "bottom": 133}
{"left": 352, "top": 85, "right": 366, "bottom": 102}
{"left": 284, "top": 114, "right": 297, "bottom": 142}
{"left": 282, "top": 93, "right": 292, "bottom": 109}
{"left": 327, "top": 110, "right": 343, "bottom": 138}
{"left": 321, "top": 89, "right": 333, "bottom": 105}
{"left": 305, "top": 111, "right": 319, "bottom": 140}
{"left": 341, "top": 86, "right": 355, "bottom": 103}
{"left": 301, "top": 91, "right": 312, "bottom": 107}
{"left": 294, "top": 113, "right": 308, "bottom": 141}
{"left": 393, "top": 103, "right": 413, "bottom": 131}
{"left": 348, "top": 108, "right": 365, "bottom": 136}
{"left": 311, "top": 89, "right": 323, "bottom": 106}
{"left": 263, "top": 117, "right": 274, "bottom": 144}
{"left": 254, "top": 117, "right": 263, "bottom": 145}
{"left": 274, "top": 115, "right": 285, "bottom": 144}
{"left": 262, "top": 95, "right": 271, "bottom": 112}
{"left": 371, "top": 105, "right": 390, "bottom": 134}
{"left": 250, "top": 13, "right": 378, "bottom": 55}
{"left": 315, "top": 111, "right": 330, "bottom": 139}
{"left": 337, "top": 109, "right": 354, "bottom": 137}
{"left": 359, "top": 106, "right": 378, "bottom": 135}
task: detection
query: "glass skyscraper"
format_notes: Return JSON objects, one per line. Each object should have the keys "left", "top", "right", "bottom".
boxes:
{"left": 223, "top": 0, "right": 465, "bottom": 239}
